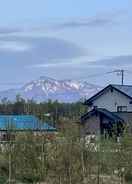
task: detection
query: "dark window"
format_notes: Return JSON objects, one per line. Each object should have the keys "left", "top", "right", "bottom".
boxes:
{"left": 117, "top": 106, "right": 127, "bottom": 112}
{"left": 111, "top": 88, "right": 113, "bottom": 92}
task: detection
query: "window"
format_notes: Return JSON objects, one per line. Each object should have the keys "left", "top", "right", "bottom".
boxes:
{"left": 117, "top": 106, "right": 127, "bottom": 112}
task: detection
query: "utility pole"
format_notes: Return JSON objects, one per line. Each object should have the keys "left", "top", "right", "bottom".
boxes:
{"left": 114, "top": 69, "right": 124, "bottom": 85}
{"left": 8, "top": 148, "right": 11, "bottom": 184}
{"left": 121, "top": 69, "right": 124, "bottom": 85}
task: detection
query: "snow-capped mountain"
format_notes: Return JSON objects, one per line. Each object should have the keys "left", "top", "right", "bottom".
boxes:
{"left": 0, "top": 76, "right": 101, "bottom": 103}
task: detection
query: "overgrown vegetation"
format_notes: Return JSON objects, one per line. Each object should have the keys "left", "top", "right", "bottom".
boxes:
{"left": 0, "top": 126, "right": 132, "bottom": 183}
{"left": 0, "top": 97, "right": 132, "bottom": 183}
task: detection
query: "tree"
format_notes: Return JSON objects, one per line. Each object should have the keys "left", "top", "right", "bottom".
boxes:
{"left": 12, "top": 95, "right": 25, "bottom": 115}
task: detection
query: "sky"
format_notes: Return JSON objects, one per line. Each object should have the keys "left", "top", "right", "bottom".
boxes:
{"left": 0, "top": 0, "right": 131, "bottom": 90}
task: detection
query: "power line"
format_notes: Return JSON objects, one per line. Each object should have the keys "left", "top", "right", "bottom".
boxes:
{"left": 80, "top": 70, "right": 122, "bottom": 80}
{"left": 82, "top": 70, "right": 116, "bottom": 79}
{"left": 81, "top": 69, "right": 127, "bottom": 85}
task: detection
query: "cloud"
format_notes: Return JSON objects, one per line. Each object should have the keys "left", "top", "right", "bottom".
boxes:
{"left": 28, "top": 54, "right": 132, "bottom": 72}
{"left": 56, "top": 17, "right": 113, "bottom": 29}
{"left": 29, "top": 60, "right": 79, "bottom": 68}
{"left": 30, "top": 61, "right": 71, "bottom": 68}
{"left": 0, "top": 10, "right": 126, "bottom": 37}
{"left": 0, "top": 27, "right": 20, "bottom": 34}
{"left": 53, "top": 10, "right": 126, "bottom": 29}
{"left": 95, "top": 55, "right": 132, "bottom": 67}
{"left": 0, "top": 41, "right": 32, "bottom": 52}
{"left": 34, "top": 55, "right": 132, "bottom": 84}
{"left": 0, "top": 36, "right": 86, "bottom": 66}
{"left": 29, "top": 59, "right": 102, "bottom": 69}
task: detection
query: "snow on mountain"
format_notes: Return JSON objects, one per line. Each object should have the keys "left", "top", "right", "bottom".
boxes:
{"left": 0, "top": 76, "right": 102, "bottom": 103}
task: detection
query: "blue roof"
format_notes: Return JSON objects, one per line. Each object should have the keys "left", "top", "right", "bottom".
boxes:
{"left": 0, "top": 115, "right": 56, "bottom": 131}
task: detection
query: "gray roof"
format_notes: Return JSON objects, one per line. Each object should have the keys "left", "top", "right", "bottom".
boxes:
{"left": 97, "top": 108, "right": 124, "bottom": 121}
{"left": 112, "top": 84, "right": 132, "bottom": 98}
{"left": 81, "top": 108, "right": 124, "bottom": 122}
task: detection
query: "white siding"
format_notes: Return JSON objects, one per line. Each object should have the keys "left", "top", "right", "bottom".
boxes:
{"left": 91, "top": 88, "right": 132, "bottom": 112}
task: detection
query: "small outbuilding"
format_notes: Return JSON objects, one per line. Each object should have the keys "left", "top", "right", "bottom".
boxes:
{"left": 81, "top": 108, "right": 125, "bottom": 138}
{"left": 0, "top": 115, "right": 56, "bottom": 141}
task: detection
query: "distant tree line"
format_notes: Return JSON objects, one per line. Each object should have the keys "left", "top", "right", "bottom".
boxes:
{"left": 0, "top": 95, "right": 87, "bottom": 124}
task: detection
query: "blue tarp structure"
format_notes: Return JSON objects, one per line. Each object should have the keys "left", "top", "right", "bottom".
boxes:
{"left": 0, "top": 115, "right": 56, "bottom": 131}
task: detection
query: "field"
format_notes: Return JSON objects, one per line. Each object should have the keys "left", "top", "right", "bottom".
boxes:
{"left": 0, "top": 125, "right": 132, "bottom": 184}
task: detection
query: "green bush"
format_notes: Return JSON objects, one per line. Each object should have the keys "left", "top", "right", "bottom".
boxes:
{"left": 0, "top": 176, "right": 7, "bottom": 184}
{"left": 125, "top": 172, "right": 132, "bottom": 183}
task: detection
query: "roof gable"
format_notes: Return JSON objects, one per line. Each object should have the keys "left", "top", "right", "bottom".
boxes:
{"left": 84, "top": 84, "right": 132, "bottom": 105}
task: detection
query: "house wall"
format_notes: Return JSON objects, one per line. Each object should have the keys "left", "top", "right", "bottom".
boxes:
{"left": 91, "top": 88, "right": 132, "bottom": 112}
{"left": 114, "top": 112, "right": 132, "bottom": 133}
{"left": 83, "top": 114, "right": 100, "bottom": 135}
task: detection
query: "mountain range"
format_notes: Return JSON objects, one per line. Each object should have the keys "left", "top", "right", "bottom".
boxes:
{"left": 0, "top": 76, "right": 101, "bottom": 103}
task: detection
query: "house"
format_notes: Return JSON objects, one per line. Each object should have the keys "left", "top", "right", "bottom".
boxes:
{"left": 81, "top": 84, "right": 132, "bottom": 138}
{"left": 0, "top": 115, "right": 56, "bottom": 141}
